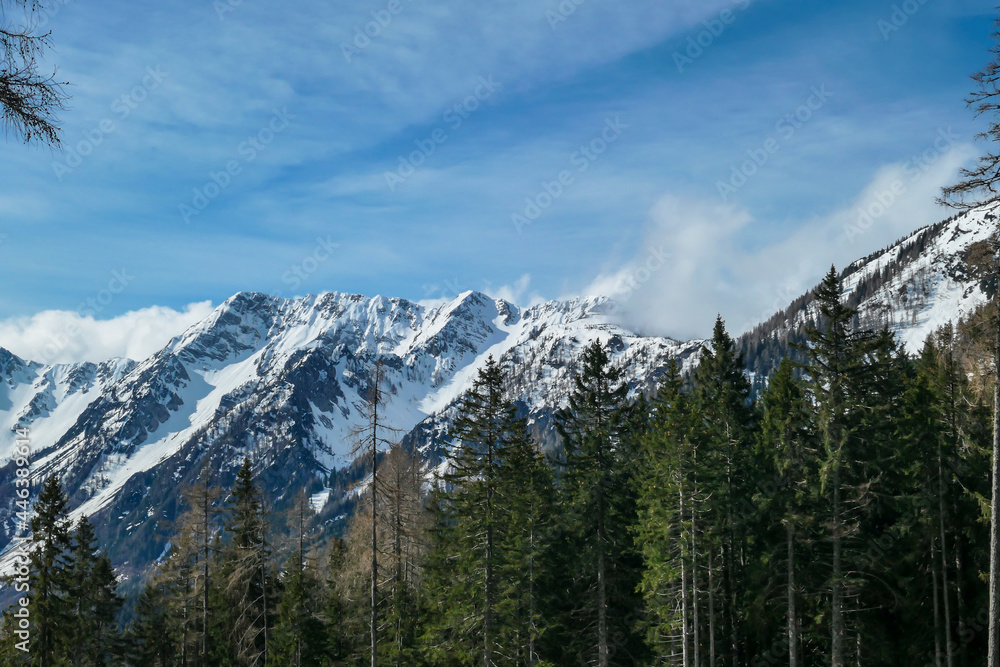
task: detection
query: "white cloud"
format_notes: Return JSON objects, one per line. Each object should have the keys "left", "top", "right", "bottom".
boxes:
{"left": 588, "top": 138, "right": 977, "bottom": 340}
{"left": 488, "top": 274, "right": 545, "bottom": 307}
{"left": 416, "top": 274, "right": 545, "bottom": 311}
{"left": 0, "top": 302, "right": 216, "bottom": 365}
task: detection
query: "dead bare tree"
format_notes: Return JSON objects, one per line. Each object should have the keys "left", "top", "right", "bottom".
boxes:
{"left": 938, "top": 17, "right": 1000, "bottom": 665}
{"left": 349, "top": 357, "right": 401, "bottom": 667}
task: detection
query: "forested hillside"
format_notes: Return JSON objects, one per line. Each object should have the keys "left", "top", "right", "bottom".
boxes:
{"left": 738, "top": 208, "right": 993, "bottom": 394}
{"left": 2, "top": 266, "right": 993, "bottom": 666}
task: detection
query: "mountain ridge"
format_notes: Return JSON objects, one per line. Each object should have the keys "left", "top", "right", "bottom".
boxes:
{"left": 0, "top": 288, "right": 700, "bottom": 579}
{"left": 0, "top": 204, "right": 996, "bottom": 581}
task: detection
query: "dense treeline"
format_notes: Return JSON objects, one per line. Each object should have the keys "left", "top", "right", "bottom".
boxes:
{"left": 2, "top": 265, "right": 998, "bottom": 665}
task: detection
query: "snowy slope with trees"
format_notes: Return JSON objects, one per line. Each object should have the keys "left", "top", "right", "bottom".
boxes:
{"left": 0, "top": 290, "right": 700, "bottom": 575}
{"left": 0, "top": 205, "right": 997, "bottom": 580}
{"left": 739, "top": 205, "right": 998, "bottom": 385}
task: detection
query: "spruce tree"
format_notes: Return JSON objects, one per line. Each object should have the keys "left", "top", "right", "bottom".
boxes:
{"left": 757, "top": 359, "right": 817, "bottom": 667}
{"left": 691, "top": 316, "right": 757, "bottom": 667}
{"left": 323, "top": 537, "right": 353, "bottom": 663}
{"left": 28, "top": 475, "right": 73, "bottom": 667}
{"left": 554, "top": 340, "right": 643, "bottom": 666}
{"left": 66, "top": 516, "right": 122, "bottom": 666}
{"left": 269, "top": 554, "right": 325, "bottom": 667}
{"left": 635, "top": 358, "right": 695, "bottom": 664}
{"left": 423, "top": 357, "right": 510, "bottom": 665}
{"left": 269, "top": 492, "right": 334, "bottom": 667}
{"left": 496, "top": 403, "right": 555, "bottom": 665}
{"left": 0, "top": 606, "right": 31, "bottom": 665}
{"left": 124, "top": 582, "right": 179, "bottom": 667}
{"left": 802, "top": 267, "right": 875, "bottom": 667}
{"left": 222, "top": 458, "right": 273, "bottom": 665}
{"left": 929, "top": 323, "right": 981, "bottom": 665}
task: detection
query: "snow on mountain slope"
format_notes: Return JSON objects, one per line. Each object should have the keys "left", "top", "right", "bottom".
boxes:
{"left": 6, "top": 202, "right": 989, "bottom": 578}
{"left": 739, "top": 205, "right": 998, "bottom": 384}
{"left": 0, "top": 354, "right": 135, "bottom": 464}
{"left": 838, "top": 207, "right": 994, "bottom": 349}
{"left": 0, "top": 289, "right": 700, "bottom": 576}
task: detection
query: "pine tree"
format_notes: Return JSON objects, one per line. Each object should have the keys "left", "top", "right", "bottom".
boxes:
{"left": 66, "top": 516, "right": 122, "bottom": 666}
{"left": 28, "top": 475, "right": 74, "bottom": 667}
{"left": 269, "top": 492, "right": 331, "bottom": 667}
{"left": 269, "top": 555, "right": 325, "bottom": 667}
{"left": 423, "top": 357, "right": 510, "bottom": 665}
{"left": 929, "top": 323, "right": 978, "bottom": 665}
{"left": 323, "top": 537, "right": 353, "bottom": 664}
{"left": 691, "top": 316, "right": 757, "bottom": 667}
{"left": 635, "top": 359, "right": 694, "bottom": 665}
{"left": 496, "top": 404, "right": 555, "bottom": 666}
{"left": 802, "top": 267, "right": 876, "bottom": 667}
{"left": 222, "top": 458, "right": 273, "bottom": 666}
{"left": 554, "top": 340, "right": 644, "bottom": 666}
{"left": 901, "top": 340, "right": 953, "bottom": 667}
{"left": 758, "top": 359, "right": 817, "bottom": 667}
{"left": 208, "top": 533, "right": 239, "bottom": 666}
{"left": 124, "top": 582, "right": 179, "bottom": 667}
{"left": 0, "top": 605, "right": 32, "bottom": 665}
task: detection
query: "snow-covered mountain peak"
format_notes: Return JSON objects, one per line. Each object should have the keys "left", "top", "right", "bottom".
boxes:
{"left": 0, "top": 287, "right": 701, "bottom": 578}
{"left": 12, "top": 198, "right": 994, "bottom": 579}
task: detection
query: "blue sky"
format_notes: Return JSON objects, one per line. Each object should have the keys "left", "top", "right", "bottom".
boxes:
{"left": 0, "top": 0, "right": 997, "bottom": 360}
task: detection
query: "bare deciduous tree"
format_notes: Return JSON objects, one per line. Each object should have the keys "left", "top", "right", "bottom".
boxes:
{"left": 0, "top": 0, "right": 68, "bottom": 145}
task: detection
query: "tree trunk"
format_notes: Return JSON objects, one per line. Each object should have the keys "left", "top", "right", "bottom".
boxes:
{"left": 298, "top": 499, "right": 304, "bottom": 667}
{"left": 262, "top": 541, "right": 269, "bottom": 666}
{"left": 395, "top": 477, "right": 403, "bottom": 667}
{"left": 726, "top": 424, "right": 740, "bottom": 667}
{"left": 183, "top": 580, "right": 189, "bottom": 667}
{"left": 485, "top": 439, "right": 495, "bottom": 667}
{"left": 832, "top": 465, "right": 844, "bottom": 667}
{"left": 788, "top": 523, "right": 798, "bottom": 667}
{"left": 937, "top": 443, "right": 955, "bottom": 667}
{"left": 529, "top": 512, "right": 537, "bottom": 667}
{"left": 990, "top": 297, "right": 1000, "bottom": 667}
{"left": 597, "top": 502, "right": 608, "bottom": 667}
{"left": 955, "top": 541, "right": 966, "bottom": 664}
{"left": 202, "top": 484, "right": 210, "bottom": 662}
{"left": 725, "top": 543, "right": 738, "bottom": 667}
{"left": 371, "top": 384, "right": 379, "bottom": 667}
{"left": 709, "top": 548, "right": 716, "bottom": 667}
{"left": 933, "top": 540, "right": 943, "bottom": 667}
{"left": 692, "top": 481, "right": 700, "bottom": 667}
{"left": 681, "top": 485, "right": 691, "bottom": 667}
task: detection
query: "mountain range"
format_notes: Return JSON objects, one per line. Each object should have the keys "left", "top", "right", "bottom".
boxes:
{"left": 0, "top": 204, "right": 996, "bottom": 581}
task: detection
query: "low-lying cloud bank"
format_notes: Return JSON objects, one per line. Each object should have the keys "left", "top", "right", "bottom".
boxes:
{"left": 587, "top": 140, "right": 975, "bottom": 340}
{"left": 0, "top": 301, "right": 216, "bottom": 365}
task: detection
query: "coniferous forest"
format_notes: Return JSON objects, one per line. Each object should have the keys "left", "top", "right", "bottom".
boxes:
{"left": 5, "top": 0, "right": 1000, "bottom": 664}
{"left": 0, "top": 265, "right": 997, "bottom": 666}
